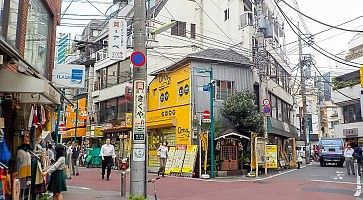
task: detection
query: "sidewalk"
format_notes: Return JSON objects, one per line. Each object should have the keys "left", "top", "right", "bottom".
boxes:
{"left": 63, "top": 186, "right": 127, "bottom": 200}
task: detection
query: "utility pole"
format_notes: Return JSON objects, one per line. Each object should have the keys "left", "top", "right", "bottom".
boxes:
{"left": 256, "top": 0, "right": 269, "bottom": 175}
{"left": 299, "top": 27, "right": 310, "bottom": 164}
{"left": 86, "top": 45, "right": 94, "bottom": 140}
{"left": 130, "top": 0, "right": 147, "bottom": 197}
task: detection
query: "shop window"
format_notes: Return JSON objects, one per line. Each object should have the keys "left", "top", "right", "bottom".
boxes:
{"left": 7, "top": 0, "right": 20, "bottom": 46}
{"left": 215, "top": 80, "right": 235, "bottom": 101}
{"left": 117, "top": 96, "right": 132, "bottom": 120}
{"left": 100, "top": 98, "right": 117, "bottom": 123}
{"left": 24, "top": 0, "right": 51, "bottom": 76}
{"left": 100, "top": 68, "right": 107, "bottom": 89}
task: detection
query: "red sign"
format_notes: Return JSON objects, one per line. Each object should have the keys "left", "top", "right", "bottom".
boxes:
{"left": 202, "top": 110, "right": 210, "bottom": 119}
{"left": 59, "top": 123, "right": 66, "bottom": 131}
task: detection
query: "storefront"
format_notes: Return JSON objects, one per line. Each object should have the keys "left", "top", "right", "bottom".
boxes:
{"left": 62, "top": 96, "right": 87, "bottom": 144}
{"left": 147, "top": 64, "right": 192, "bottom": 171}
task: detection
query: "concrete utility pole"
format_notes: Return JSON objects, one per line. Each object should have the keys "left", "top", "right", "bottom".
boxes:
{"left": 298, "top": 29, "right": 310, "bottom": 164}
{"left": 86, "top": 46, "right": 94, "bottom": 139}
{"left": 130, "top": 0, "right": 147, "bottom": 197}
{"left": 256, "top": 0, "right": 269, "bottom": 175}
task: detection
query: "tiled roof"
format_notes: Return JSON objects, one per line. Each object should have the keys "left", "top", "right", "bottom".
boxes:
{"left": 187, "top": 48, "right": 251, "bottom": 65}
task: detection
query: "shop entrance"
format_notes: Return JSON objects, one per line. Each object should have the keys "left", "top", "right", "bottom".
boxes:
{"left": 220, "top": 145, "right": 238, "bottom": 171}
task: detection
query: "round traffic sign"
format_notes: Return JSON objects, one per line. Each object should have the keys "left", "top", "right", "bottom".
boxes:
{"left": 131, "top": 51, "right": 146, "bottom": 67}
{"left": 263, "top": 106, "right": 271, "bottom": 114}
{"left": 262, "top": 99, "right": 270, "bottom": 106}
{"left": 202, "top": 110, "right": 210, "bottom": 119}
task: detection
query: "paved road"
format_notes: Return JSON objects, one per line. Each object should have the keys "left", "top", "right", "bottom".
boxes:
{"left": 62, "top": 163, "right": 359, "bottom": 200}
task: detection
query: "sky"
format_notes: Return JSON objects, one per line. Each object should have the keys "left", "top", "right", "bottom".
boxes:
{"left": 57, "top": 0, "right": 363, "bottom": 76}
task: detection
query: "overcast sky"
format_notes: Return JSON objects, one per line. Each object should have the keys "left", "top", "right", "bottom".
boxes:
{"left": 57, "top": 0, "right": 363, "bottom": 76}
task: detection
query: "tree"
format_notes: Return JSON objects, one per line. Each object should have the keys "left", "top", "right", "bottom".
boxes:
{"left": 220, "top": 91, "right": 264, "bottom": 135}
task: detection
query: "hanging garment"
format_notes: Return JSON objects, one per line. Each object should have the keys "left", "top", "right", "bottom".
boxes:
{"left": 0, "top": 138, "right": 11, "bottom": 163}
{"left": 31, "top": 158, "right": 46, "bottom": 194}
{"left": 12, "top": 178, "right": 20, "bottom": 200}
{"left": 40, "top": 106, "right": 46, "bottom": 126}
{"left": 27, "top": 105, "right": 35, "bottom": 128}
{"left": 33, "top": 106, "right": 39, "bottom": 128}
{"left": 16, "top": 149, "right": 31, "bottom": 179}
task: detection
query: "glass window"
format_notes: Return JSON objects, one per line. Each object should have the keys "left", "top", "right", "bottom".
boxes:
{"left": 190, "top": 24, "right": 196, "bottom": 39}
{"left": 343, "top": 103, "right": 362, "bottom": 123}
{"left": 102, "top": 98, "right": 117, "bottom": 123}
{"left": 118, "top": 59, "right": 131, "bottom": 83}
{"left": 171, "top": 21, "right": 186, "bottom": 37}
{"left": 7, "top": 0, "right": 20, "bottom": 46}
{"left": 215, "top": 80, "right": 235, "bottom": 101}
{"left": 271, "top": 94, "right": 277, "bottom": 119}
{"left": 107, "top": 63, "right": 118, "bottom": 87}
{"left": 117, "top": 97, "right": 127, "bottom": 120}
{"left": 0, "top": 0, "right": 4, "bottom": 35}
{"left": 101, "top": 68, "right": 107, "bottom": 89}
{"left": 24, "top": 0, "right": 51, "bottom": 76}
{"left": 277, "top": 98, "right": 282, "bottom": 121}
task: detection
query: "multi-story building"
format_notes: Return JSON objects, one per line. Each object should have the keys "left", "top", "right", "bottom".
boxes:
{"left": 68, "top": 0, "right": 297, "bottom": 168}
{"left": 0, "top": 1, "right": 63, "bottom": 197}
{"left": 320, "top": 101, "right": 339, "bottom": 138}
{"left": 332, "top": 33, "right": 363, "bottom": 146}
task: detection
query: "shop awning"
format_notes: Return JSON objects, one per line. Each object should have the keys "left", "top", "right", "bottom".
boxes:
{"left": 0, "top": 70, "right": 61, "bottom": 105}
{"left": 267, "top": 117, "right": 298, "bottom": 138}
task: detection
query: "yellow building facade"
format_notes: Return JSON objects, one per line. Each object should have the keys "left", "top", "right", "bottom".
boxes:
{"left": 147, "top": 63, "right": 192, "bottom": 167}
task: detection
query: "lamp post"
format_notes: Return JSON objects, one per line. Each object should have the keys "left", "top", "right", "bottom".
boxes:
{"left": 195, "top": 67, "right": 215, "bottom": 178}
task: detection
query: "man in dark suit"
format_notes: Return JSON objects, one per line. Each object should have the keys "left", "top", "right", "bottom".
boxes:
{"left": 354, "top": 145, "right": 363, "bottom": 176}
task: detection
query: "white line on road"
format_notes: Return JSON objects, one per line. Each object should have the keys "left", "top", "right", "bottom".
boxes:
{"left": 311, "top": 179, "right": 356, "bottom": 185}
{"left": 354, "top": 173, "right": 361, "bottom": 197}
{"left": 67, "top": 186, "right": 91, "bottom": 190}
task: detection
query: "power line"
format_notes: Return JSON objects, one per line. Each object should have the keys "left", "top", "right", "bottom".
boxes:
{"left": 276, "top": 2, "right": 361, "bottom": 68}
{"left": 280, "top": 0, "right": 363, "bottom": 33}
{"left": 61, "top": 0, "right": 75, "bottom": 19}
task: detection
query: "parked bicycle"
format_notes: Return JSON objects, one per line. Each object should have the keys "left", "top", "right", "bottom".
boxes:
{"left": 148, "top": 177, "right": 160, "bottom": 200}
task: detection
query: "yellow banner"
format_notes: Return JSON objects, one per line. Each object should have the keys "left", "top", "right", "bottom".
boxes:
{"left": 266, "top": 145, "right": 278, "bottom": 169}
{"left": 125, "top": 113, "right": 132, "bottom": 128}
{"left": 165, "top": 147, "right": 176, "bottom": 174}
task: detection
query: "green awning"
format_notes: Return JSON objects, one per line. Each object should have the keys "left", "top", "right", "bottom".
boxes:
{"left": 267, "top": 117, "right": 298, "bottom": 138}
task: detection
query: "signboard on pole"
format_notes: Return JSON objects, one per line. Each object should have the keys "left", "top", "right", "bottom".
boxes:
{"left": 265, "top": 144, "right": 278, "bottom": 168}
{"left": 133, "top": 80, "right": 146, "bottom": 143}
{"left": 53, "top": 64, "right": 85, "bottom": 88}
{"left": 108, "top": 18, "right": 127, "bottom": 60}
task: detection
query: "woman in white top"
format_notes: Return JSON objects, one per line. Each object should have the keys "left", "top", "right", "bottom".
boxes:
{"left": 157, "top": 142, "right": 168, "bottom": 177}
{"left": 43, "top": 144, "right": 67, "bottom": 200}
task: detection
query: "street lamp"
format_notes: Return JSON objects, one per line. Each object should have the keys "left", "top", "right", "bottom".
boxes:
{"left": 195, "top": 67, "right": 215, "bottom": 178}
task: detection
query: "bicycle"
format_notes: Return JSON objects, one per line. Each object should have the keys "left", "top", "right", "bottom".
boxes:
{"left": 148, "top": 177, "right": 160, "bottom": 200}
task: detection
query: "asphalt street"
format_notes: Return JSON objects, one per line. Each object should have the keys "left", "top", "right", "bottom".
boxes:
{"left": 62, "top": 163, "right": 361, "bottom": 200}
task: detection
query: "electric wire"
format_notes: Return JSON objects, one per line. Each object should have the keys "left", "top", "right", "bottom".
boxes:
{"left": 275, "top": 2, "right": 361, "bottom": 68}
{"left": 61, "top": 0, "right": 75, "bottom": 19}
{"left": 280, "top": 0, "right": 363, "bottom": 33}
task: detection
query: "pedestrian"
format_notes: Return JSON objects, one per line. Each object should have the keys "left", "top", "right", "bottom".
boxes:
{"left": 100, "top": 138, "right": 116, "bottom": 181}
{"left": 344, "top": 144, "right": 355, "bottom": 175}
{"left": 354, "top": 144, "right": 363, "bottom": 176}
{"left": 157, "top": 141, "right": 168, "bottom": 177}
{"left": 296, "top": 147, "right": 304, "bottom": 169}
{"left": 66, "top": 142, "right": 73, "bottom": 179}
{"left": 71, "top": 141, "right": 81, "bottom": 176}
{"left": 42, "top": 144, "right": 67, "bottom": 200}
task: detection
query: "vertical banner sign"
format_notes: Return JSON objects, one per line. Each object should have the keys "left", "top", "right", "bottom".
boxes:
{"left": 265, "top": 145, "right": 278, "bottom": 168}
{"left": 108, "top": 19, "right": 127, "bottom": 60}
{"left": 133, "top": 81, "right": 146, "bottom": 143}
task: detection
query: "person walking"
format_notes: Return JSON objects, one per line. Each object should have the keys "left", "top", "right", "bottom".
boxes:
{"left": 157, "top": 142, "right": 168, "bottom": 177}
{"left": 100, "top": 138, "right": 116, "bottom": 181}
{"left": 42, "top": 144, "right": 67, "bottom": 200}
{"left": 345, "top": 144, "right": 355, "bottom": 175}
{"left": 71, "top": 141, "right": 81, "bottom": 176}
{"left": 354, "top": 144, "right": 363, "bottom": 176}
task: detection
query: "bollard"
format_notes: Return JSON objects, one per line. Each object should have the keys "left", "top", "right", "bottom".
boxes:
{"left": 121, "top": 171, "right": 126, "bottom": 196}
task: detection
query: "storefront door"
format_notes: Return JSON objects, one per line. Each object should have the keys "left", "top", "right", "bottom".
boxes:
{"left": 220, "top": 145, "right": 238, "bottom": 171}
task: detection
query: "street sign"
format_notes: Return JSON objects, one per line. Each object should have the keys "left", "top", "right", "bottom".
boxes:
{"left": 59, "top": 123, "right": 66, "bottom": 131}
{"left": 131, "top": 51, "right": 146, "bottom": 67}
{"left": 263, "top": 106, "right": 271, "bottom": 114}
{"left": 133, "top": 80, "right": 146, "bottom": 143}
{"left": 202, "top": 118, "right": 211, "bottom": 123}
{"left": 202, "top": 110, "right": 210, "bottom": 119}
{"left": 262, "top": 99, "right": 270, "bottom": 106}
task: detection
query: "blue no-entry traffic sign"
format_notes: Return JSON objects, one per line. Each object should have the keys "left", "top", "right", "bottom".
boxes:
{"left": 263, "top": 106, "right": 271, "bottom": 114}
{"left": 131, "top": 51, "right": 146, "bottom": 67}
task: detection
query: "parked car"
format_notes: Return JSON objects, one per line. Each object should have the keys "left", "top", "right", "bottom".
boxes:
{"left": 318, "top": 138, "right": 345, "bottom": 167}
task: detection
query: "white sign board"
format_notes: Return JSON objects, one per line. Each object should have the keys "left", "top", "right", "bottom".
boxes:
{"left": 53, "top": 64, "right": 85, "bottom": 88}
{"left": 133, "top": 80, "right": 146, "bottom": 143}
{"left": 108, "top": 19, "right": 127, "bottom": 60}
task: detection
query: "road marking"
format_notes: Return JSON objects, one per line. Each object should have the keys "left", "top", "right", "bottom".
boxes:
{"left": 354, "top": 173, "right": 361, "bottom": 197}
{"left": 67, "top": 186, "right": 91, "bottom": 190}
{"left": 311, "top": 179, "right": 356, "bottom": 185}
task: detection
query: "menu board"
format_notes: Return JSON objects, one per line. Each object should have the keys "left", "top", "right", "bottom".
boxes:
{"left": 182, "top": 145, "right": 198, "bottom": 173}
{"left": 164, "top": 147, "right": 176, "bottom": 174}
{"left": 171, "top": 149, "right": 186, "bottom": 173}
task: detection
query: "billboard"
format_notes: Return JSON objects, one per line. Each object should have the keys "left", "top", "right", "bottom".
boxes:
{"left": 108, "top": 18, "right": 128, "bottom": 60}
{"left": 53, "top": 64, "right": 85, "bottom": 88}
